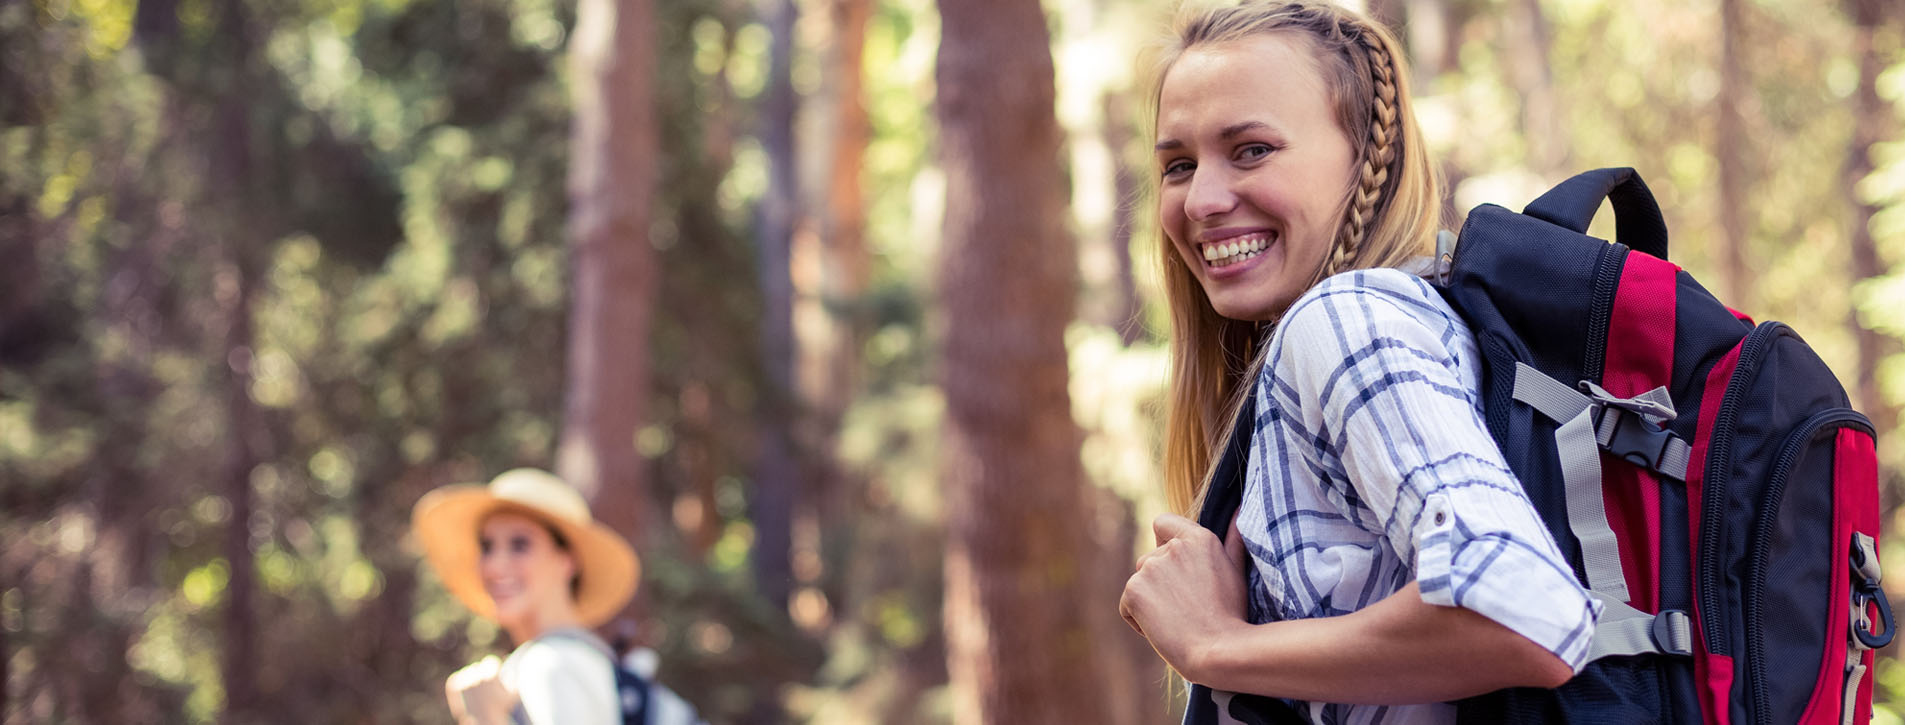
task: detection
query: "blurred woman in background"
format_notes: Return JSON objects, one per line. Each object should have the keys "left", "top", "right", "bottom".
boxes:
{"left": 412, "top": 468, "right": 638, "bottom": 724}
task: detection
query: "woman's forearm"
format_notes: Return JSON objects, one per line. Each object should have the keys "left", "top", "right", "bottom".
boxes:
{"left": 1187, "top": 582, "right": 1574, "bottom": 704}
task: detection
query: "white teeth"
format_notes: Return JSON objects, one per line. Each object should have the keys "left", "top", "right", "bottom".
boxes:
{"left": 1201, "top": 234, "right": 1275, "bottom": 268}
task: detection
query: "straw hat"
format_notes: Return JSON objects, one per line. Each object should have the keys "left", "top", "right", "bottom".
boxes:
{"left": 412, "top": 468, "right": 639, "bottom": 628}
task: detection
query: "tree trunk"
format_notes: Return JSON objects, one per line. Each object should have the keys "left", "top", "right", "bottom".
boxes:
{"left": 212, "top": 0, "right": 262, "bottom": 711}
{"left": 796, "top": 0, "right": 873, "bottom": 627}
{"left": 1844, "top": 0, "right": 1895, "bottom": 437}
{"left": 1716, "top": 0, "right": 1750, "bottom": 305}
{"left": 561, "top": 0, "right": 659, "bottom": 633}
{"left": 1506, "top": 0, "right": 1566, "bottom": 178}
{"left": 813, "top": 0, "right": 872, "bottom": 418}
{"left": 220, "top": 251, "right": 261, "bottom": 720}
{"left": 1403, "top": 0, "right": 1455, "bottom": 79}
{"left": 934, "top": 1, "right": 1115, "bottom": 722}
{"left": 752, "top": 0, "right": 800, "bottom": 622}
{"left": 1103, "top": 92, "right": 1144, "bottom": 346}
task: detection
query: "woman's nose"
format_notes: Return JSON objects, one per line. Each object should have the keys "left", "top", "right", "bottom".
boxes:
{"left": 1184, "top": 167, "right": 1238, "bottom": 221}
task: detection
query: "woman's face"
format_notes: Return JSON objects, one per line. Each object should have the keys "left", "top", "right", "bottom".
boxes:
{"left": 1155, "top": 33, "right": 1357, "bottom": 322}
{"left": 478, "top": 511, "right": 576, "bottom": 629}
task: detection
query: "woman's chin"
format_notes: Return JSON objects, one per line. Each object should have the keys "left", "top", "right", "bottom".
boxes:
{"left": 1209, "top": 296, "right": 1278, "bottom": 323}
{"left": 489, "top": 598, "right": 530, "bottom": 627}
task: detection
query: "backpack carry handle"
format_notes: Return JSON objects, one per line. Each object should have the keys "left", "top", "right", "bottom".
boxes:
{"left": 1523, "top": 168, "right": 1670, "bottom": 260}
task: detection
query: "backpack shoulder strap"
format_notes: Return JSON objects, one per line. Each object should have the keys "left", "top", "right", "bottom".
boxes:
{"left": 1195, "top": 377, "right": 1258, "bottom": 536}
{"left": 1185, "top": 378, "right": 1309, "bottom": 725}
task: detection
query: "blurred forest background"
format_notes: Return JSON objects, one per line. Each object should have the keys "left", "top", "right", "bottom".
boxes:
{"left": 3, "top": 0, "right": 1904, "bottom": 721}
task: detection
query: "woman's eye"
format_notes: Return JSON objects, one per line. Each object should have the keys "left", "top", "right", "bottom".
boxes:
{"left": 1236, "top": 143, "right": 1274, "bottom": 162}
{"left": 510, "top": 536, "right": 531, "bottom": 554}
{"left": 1162, "top": 159, "right": 1194, "bottom": 178}
{"left": 478, "top": 538, "right": 493, "bottom": 555}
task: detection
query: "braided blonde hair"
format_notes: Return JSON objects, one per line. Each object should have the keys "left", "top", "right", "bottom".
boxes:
{"left": 1330, "top": 30, "right": 1404, "bottom": 276}
{"left": 1150, "top": 0, "right": 1447, "bottom": 515}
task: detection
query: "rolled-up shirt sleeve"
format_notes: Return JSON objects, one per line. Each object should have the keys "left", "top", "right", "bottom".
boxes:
{"left": 1274, "top": 270, "right": 1601, "bottom": 671}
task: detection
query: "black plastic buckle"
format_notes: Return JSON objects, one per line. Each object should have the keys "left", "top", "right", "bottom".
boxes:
{"left": 1594, "top": 406, "right": 1678, "bottom": 473}
{"left": 1851, "top": 538, "right": 1896, "bottom": 650}
{"left": 1853, "top": 585, "right": 1895, "bottom": 650}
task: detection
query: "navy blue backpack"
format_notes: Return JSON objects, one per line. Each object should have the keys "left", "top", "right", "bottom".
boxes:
{"left": 1185, "top": 168, "right": 1891, "bottom": 725}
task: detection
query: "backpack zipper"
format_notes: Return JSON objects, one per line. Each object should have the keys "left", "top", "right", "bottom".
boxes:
{"left": 1699, "top": 320, "right": 1785, "bottom": 658}
{"left": 1744, "top": 409, "right": 1873, "bottom": 724}
{"left": 1581, "top": 243, "right": 1623, "bottom": 384}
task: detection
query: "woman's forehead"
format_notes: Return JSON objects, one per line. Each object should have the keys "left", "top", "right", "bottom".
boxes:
{"left": 1157, "top": 34, "right": 1332, "bottom": 128}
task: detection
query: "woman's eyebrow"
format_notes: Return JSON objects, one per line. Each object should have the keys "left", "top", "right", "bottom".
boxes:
{"left": 1155, "top": 120, "right": 1273, "bottom": 152}
{"left": 1219, "top": 120, "right": 1270, "bottom": 138}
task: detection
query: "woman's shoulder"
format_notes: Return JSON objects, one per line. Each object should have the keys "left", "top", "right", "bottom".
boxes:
{"left": 504, "top": 630, "right": 616, "bottom": 683}
{"left": 1276, "top": 266, "right": 1459, "bottom": 343}
{"left": 1286, "top": 267, "right": 1442, "bottom": 319}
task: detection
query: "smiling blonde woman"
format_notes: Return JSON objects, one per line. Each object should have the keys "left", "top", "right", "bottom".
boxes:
{"left": 1117, "top": 2, "right": 1597, "bottom": 723}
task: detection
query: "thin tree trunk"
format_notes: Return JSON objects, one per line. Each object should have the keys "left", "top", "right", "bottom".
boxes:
{"left": 1844, "top": 0, "right": 1895, "bottom": 437}
{"left": 1104, "top": 92, "right": 1144, "bottom": 346}
{"left": 934, "top": 1, "right": 1115, "bottom": 721}
{"left": 1403, "top": 0, "right": 1454, "bottom": 78}
{"left": 561, "top": 0, "right": 658, "bottom": 633}
{"left": 1089, "top": 488, "right": 1169, "bottom": 725}
{"left": 1716, "top": 0, "right": 1750, "bottom": 304}
{"left": 797, "top": 0, "right": 873, "bottom": 626}
{"left": 752, "top": 0, "right": 800, "bottom": 620}
{"left": 220, "top": 250, "right": 260, "bottom": 720}
{"left": 1506, "top": 0, "right": 1566, "bottom": 178}
{"left": 212, "top": 0, "right": 261, "bottom": 710}
{"left": 817, "top": 0, "right": 871, "bottom": 416}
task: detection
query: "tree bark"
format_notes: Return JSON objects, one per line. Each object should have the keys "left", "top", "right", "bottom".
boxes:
{"left": 1104, "top": 92, "right": 1144, "bottom": 346}
{"left": 814, "top": 0, "right": 872, "bottom": 418}
{"left": 752, "top": 0, "right": 800, "bottom": 622}
{"left": 1844, "top": 0, "right": 1895, "bottom": 437}
{"left": 934, "top": 1, "right": 1116, "bottom": 722}
{"left": 1716, "top": 0, "right": 1751, "bottom": 305}
{"left": 1506, "top": 0, "right": 1566, "bottom": 177}
{"left": 220, "top": 251, "right": 261, "bottom": 720}
{"left": 560, "top": 0, "right": 659, "bottom": 632}
{"left": 1402, "top": 0, "right": 1455, "bottom": 79}
{"left": 796, "top": 0, "right": 874, "bottom": 625}
{"left": 212, "top": 0, "right": 262, "bottom": 713}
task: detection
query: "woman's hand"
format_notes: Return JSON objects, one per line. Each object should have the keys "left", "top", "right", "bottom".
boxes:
{"left": 445, "top": 655, "right": 517, "bottom": 725}
{"left": 1119, "top": 512, "right": 1251, "bottom": 681}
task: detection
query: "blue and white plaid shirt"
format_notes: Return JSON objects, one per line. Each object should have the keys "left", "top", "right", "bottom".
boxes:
{"left": 1232, "top": 269, "right": 1599, "bottom": 724}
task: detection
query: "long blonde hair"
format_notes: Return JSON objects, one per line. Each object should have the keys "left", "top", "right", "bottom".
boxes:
{"left": 1152, "top": 1, "right": 1447, "bottom": 515}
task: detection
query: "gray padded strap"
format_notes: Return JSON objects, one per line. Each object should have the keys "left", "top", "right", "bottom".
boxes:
{"left": 1656, "top": 439, "right": 1690, "bottom": 482}
{"left": 1559, "top": 412, "right": 1629, "bottom": 601}
{"left": 1511, "top": 362, "right": 1592, "bottom": 422}
{"left": 1513, "top": 362, "right": 1630, "bottom": 603}
{"left": 1586, "top": 591, "right": 1692, "bottom": 661}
